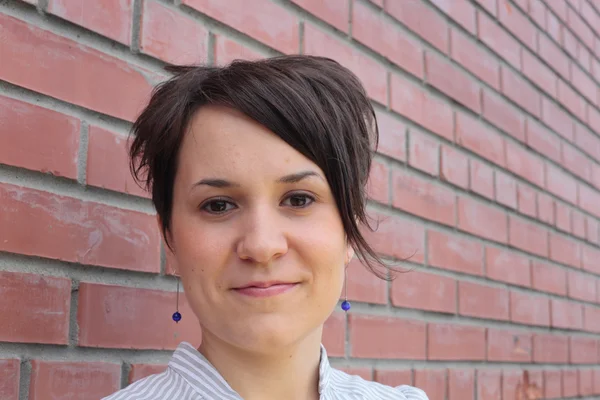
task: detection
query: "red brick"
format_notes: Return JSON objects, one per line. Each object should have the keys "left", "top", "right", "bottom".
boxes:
{"left": 386, "top": 0, "right": 449, "bottom": 54}
{"left": 502, "top": 370, "right": 526, "bottom": 400}
{"left": 567, "top": 6, "right": 595, "bottom": 48}
{"left": 487, "top": 329, "right": 532, "bottom": 362}
{"left": 469, "top": 159, "right": 494, "bottom": 200}
{"left": 484, "top": 91, "right": 526, "bottom": 142}
{"left": 477, "top": 369, "right": 502, "bottom": 400}
{"left": 363, "top": 212, "right": 425, "bottom": 263}
{"left": 563, "top": 370, "right": 579, "bottom": 397}
{"left": 526, "top": 118, "right": 562, "bottom": 162}
{"left": 582, "top": 245, "right": 600, "bottom": 274}
{"left": 408, "top": 130, "right": 439, "bottom": 176}
{"left": 0, "top": 14, "right": 153, "bottom": 122}
{"left": 555, "top": 201, "right": 572, "bottom": 232}
{"left": 304, "top": 24, "right": 386, "bottom": 105}
{"left": 579, "top": 183, "right": 600, "bottom": 218}
{"left": 562, "top": 143, "right": 592, "bottom": 181}
{"left": 451, "top": 31, "right": 500, "bottom": 91}
{"left": 322, "top": 312, "right": 346, "bottom": 357}
{"left": 456, "top": 112, "right": 505, "bottom": 166}
{"left": 292, "top": 0, "right": 348, "bottom": 31}
{"left": 517, "top": 183, "right": 537, "bottom": 217}
{"left": 29, "top": 361, "right": 120, "bottom": 400}
{"left": 498, "top": 2, "right": 537, "bottom": 50}
{"left": 140, "top": 0, "right": 208, "bottom": 65}
{"left": 129, "top": 364, "right": 167, "bottom": 383}
{"left": 544, "top": 370, "right": 563, "bottom": 398}
{"left": 534, "top": 334, "right": 569, "bottom": 363}
{"left": 495, "top": 171, "right": 517, "bottom": 209}
{"left": 575, "top": 123, "right": 600, "bottom": 162}
{"left": 367, "top": 159, "right": 389, "bottom": 204}
{"left": 568, "top": 270, "right": 597, "bottom": 302}
{"left": 77, "top": 282, "right": 202, "bottom": 349}
{"left": 562, "top": 27, "right": 578, "bottom": 57}
{"left": 550, "top": 233, "right": 582, "bottom": 268}
{"left": 581, "top": 0, "right": 600, "bottom": 35}
{"left": 538, "top": 35, "right": 571, "bottom": 80}
{"left": 595, "top": 370, "right": 600, "bottom": 394}
{"left": 486, "top": 247, "right": 531, "bottom": 287}
{"left": 0, "top": 184, "right": 160, "bottom": 272}
{"left": 213, "top": 36, "right": 264, "bottom": 65}
{"left": 501, "top": 67, "right": 542, "bottom": 118}
{"left": 532, "top": 261, "right": 567, "bottom": 295}
{"left": 571, "top": 209, "right": 587, "bottom": 239}
{"left": 506, "top": 148, "right": 544, "bottom": 191}
{"left": 414, "top": 370, "right": 446, "bottom": 400}
{"left": 546, "top": 9, "right": 562, "bottom": 42}
{"left": 352, "top": 1, "right": 423, "bottom": 78}
{"left": 593, "top": 58, "right": 600, "bottom": 83}
{"left": 536, "top": 192, "right": 555, "bottom": 224}
{"left": 0, "top": 96, "right": 79, "bottom": 179}
{"left": 545, "top": 163, "right": 578, "bottom": 204}
{"left": 183, "top": 0, "right": 297, "bottom": 53}
{"left": 448, "top": 369, "right": 474, "bottom": 400}
{"left": 440, "top": 146, "right": 469, "bottom": 189}
{"left": 392, "top": 169, "right": 455, "bottom": 226}
{"left": 390, "top": 75, "right": 454, "bottom": 141}
{"left": 522, "top": 49, "right": 558, "bottom": 98}
{"left": 584, "top": 305, "right": 600, "bottom": 332}
{"left": 594, "top": 164, "right": 600, "bottom": 190}
{"left": 427, "top": 230, "right": 484, "bottom": 276}
{"left": 527, "top": 0, "right": 546, "bottom": 24}
{"left": 425, "top": 52, "right": 481, "bottom": 113}
{"left": 579, "top": 369, "right": 594, "bottom": 396}
{"left": 47, "top": 0, "right": 132, "bottom": 45}
{"left": 0, "top": 271, "right": 70, "bottom": 345}
{"left": 374, "top": 370, "right": 412, "bottom": 386}
{"left": 571, "top": 65, "right": 598, "bottom": 105}
{"left": 478, "top": 12, "right": 521, "bottom": 68}
{"left": 392, "top": 270, "right": 456, "bottom": 314}
{"left": 509, "top": 216, "right": 549, "bottom": 257}
{"left": 570, "top": 337, "right": 598, "bottom": 364}
{"left": 0, "top": 359, "right": 20, "bottom": 400}
{"left": 551, "top": 298, "right": 583, "bottom": 329}
{"left": 457, "top": 196, "right": 507, "bottom": 243}
{"left": 87, "top": 125, "right": 148, "bottom": 198}
{"left": 586, "top": 217, "right": 599, "bottom": 244}
{"left": 337, "top": 368, "right": 372, "bottom": 380}
{"left": 548, "top": 0, "right": 568, "bottom": 21}
{"left": 510, "top": 291, "right": 551, "bottom": 327}
{"left": 349, "top": 315, "right": 426, "bottom": 359}
{"left": 558, "top": 80, "right": 588, "bottom": 122}
{"left": 589, "top": 105, "right": 600, "bottom": 140}
{"left": 345, "top": 258, "right": 387, "bottom": 305}
{"left": 427, "top": 323, "right": 485, "bottom": 361}
{"left": 459, "top": 281, "right": 509, "bottom": 321}
{"left": 576, "top": 42, "right": 592, "bottom": 72}
{"left": 431, "top": 0, "right": 476, "bottom": 34}
{"left": 376, "top": 110, "right": 407, "bottom": 162}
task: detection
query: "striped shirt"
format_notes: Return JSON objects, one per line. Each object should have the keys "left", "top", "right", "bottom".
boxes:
{"left": 103, "top": 342, "right": 429, "bottom": 399}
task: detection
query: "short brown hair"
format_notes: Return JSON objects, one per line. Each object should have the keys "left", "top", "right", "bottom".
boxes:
{"left": 129, "top": 55, "right": 389, "bottom": 279}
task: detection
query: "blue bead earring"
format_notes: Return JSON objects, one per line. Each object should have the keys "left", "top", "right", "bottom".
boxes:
{"left": 341, "top": 264, "right": 351, "bottom": 312}
{"left": 172, "top": 279, "right": 182, "bottom": 323}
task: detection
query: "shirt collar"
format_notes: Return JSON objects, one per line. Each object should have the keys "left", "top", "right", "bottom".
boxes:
{"left": 169, "top": 342, "right": 333, "bottom": 397}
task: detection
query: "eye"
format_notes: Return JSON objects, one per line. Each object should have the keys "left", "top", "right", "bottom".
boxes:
{"left": 282, "top": 193, "right": 315, "bottom": 208}
{"left": 201, "top": 198, "right": 236, "bottom": 214}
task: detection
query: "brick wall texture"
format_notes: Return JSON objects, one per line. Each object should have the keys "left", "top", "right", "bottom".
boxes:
{"left": 1, "top": 0, "right": 600, "bottom": 399}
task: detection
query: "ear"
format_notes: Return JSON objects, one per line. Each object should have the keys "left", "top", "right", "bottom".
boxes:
{"left": 345, "top": 245, "right": 355, "bottom": 265}
{"left": 157, "top": 215, "right": 179, "bottom": 275}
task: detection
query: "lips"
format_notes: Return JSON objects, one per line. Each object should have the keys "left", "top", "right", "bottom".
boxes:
{"left": 232, "top": 281, "right": 299, "bottom": 298}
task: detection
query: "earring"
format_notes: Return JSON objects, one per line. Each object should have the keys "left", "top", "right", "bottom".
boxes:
{"left": 172, "top": 279, "right": 182, "bottom": 323}
{"left": 341, "top": 265, "right": 351, "bottom": 312}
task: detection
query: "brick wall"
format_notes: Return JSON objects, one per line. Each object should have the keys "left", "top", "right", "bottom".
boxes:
{"left": 1, "top": 0, "right": 600, "bottom": 399}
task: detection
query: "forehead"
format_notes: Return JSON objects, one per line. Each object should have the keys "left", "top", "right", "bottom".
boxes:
{"left": 177, "top": 105, "right": 321, "bottom": 180}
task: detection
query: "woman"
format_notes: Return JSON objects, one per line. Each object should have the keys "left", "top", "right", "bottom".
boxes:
{"left": 104, "top": 55, "right": 428, "bottom": 400}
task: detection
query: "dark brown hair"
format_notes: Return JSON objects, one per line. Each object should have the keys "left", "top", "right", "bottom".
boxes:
{"left": 129, "top": 55, "right": 390, "bottom": 279}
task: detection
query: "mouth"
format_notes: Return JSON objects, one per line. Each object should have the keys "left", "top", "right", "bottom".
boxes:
{"left": 232, "top": 281, "right": 299, "bottom": 298}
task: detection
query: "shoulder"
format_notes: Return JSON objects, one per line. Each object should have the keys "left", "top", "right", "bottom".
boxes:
{"left": 328, "top": 369, "right": 428, "bottom": 400}
{"left": 101, "top": 367, "right": 197, "bottom": 400}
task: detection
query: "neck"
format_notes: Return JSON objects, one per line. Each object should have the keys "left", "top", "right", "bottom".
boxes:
{"left": 198, "top": 328, "right": 323, "bottom": 400}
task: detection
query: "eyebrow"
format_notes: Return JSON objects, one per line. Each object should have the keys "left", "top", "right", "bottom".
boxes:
{"left": 192, "top": 170, "right": 323, "bottom": 189}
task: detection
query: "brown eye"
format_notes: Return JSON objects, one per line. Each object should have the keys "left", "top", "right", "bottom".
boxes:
{"left": 202, "top": 199, "right": 235, "bottom": 214}
{"left": 283, "top": 194, "right": 315, "bottom": 208}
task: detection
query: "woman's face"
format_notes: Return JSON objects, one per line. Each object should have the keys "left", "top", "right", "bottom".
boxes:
{"left": 168, "top": 105, "right": 352, "bottom": 353}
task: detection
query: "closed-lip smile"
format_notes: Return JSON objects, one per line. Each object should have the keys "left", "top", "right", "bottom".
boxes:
{"left": 232, "top": 281, "right": 299, "bottom": 297}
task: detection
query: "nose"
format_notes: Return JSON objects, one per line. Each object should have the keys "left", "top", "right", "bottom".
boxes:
{"left": 236, "top": 206, "right": 288, "bottom": 264}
